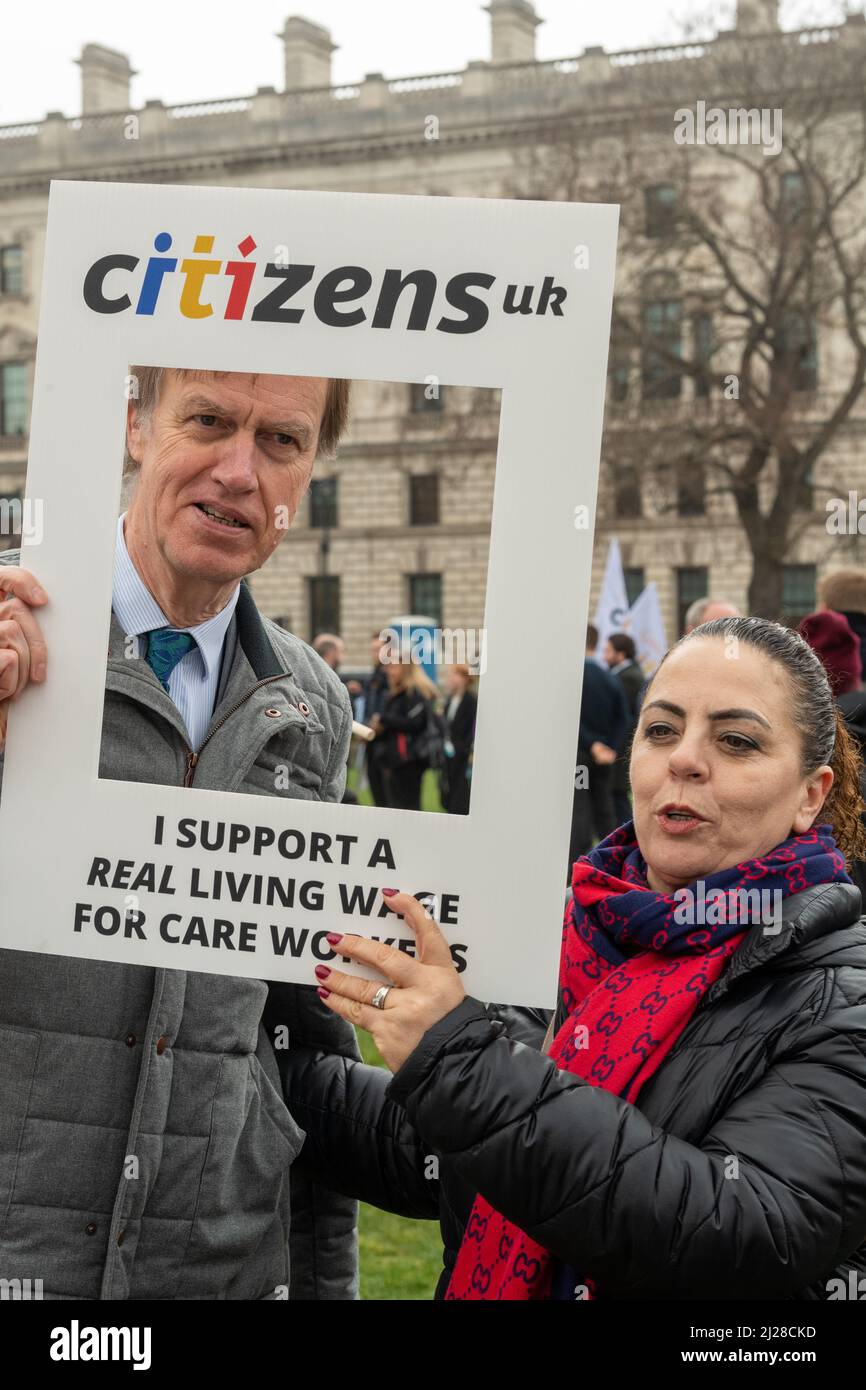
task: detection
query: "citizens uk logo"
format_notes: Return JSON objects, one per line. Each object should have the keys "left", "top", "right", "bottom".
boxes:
{"left": 81, "top": 233, "right": 569, "bottom": 334}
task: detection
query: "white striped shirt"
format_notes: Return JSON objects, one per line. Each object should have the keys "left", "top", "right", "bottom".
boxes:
{"left": 112, "top": 513, "right": 240, "bottom": 752}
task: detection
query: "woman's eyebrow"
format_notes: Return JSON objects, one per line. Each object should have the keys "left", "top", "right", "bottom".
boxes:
{"left": 709, "top": 707, "right": 772, "bottom": 730}
{"left": 642, "top": 700, "right": 685, "bottom": 718}
{"left": 642, "top": 700, "right": 772, "bottom": 731}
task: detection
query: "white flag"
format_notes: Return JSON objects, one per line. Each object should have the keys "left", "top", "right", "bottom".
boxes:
{"left": 623, "top": 581, "right": 668, "bottom": 675}
{"left": 593, "top": 538, "right": 629, "bottom": 658}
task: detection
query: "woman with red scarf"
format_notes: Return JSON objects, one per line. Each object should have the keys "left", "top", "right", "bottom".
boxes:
{"left": 284, "top": 616, "right": 866, "bottom": 1299}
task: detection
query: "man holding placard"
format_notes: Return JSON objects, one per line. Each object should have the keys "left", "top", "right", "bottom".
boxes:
{"left": 0, "top": 367, "right": 360, "bottom": 1300}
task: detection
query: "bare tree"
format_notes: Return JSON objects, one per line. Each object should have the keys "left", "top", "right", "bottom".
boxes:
{"left": 503, "top": 12, "right": 866, "bottom": 618}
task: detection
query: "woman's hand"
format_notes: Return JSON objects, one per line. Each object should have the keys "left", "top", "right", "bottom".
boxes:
{"left": 313, "top": 890, "right": 465, "bottom": 1072}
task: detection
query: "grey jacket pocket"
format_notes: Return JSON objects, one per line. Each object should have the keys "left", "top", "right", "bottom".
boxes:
{"left": 0, "top": 1027, "right": 40, "bottom": 1241}
{"left": 173, "top": 1052, "right": 305, "bottom": 1297}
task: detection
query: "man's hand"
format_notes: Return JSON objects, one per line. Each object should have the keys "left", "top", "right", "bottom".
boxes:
{"left": 0, "top": 567, "right": 49, "bottom": 751}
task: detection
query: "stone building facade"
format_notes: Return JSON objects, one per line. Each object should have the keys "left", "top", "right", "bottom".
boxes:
{"left": 1, "top": 1, "right": 865, "bottom": 662}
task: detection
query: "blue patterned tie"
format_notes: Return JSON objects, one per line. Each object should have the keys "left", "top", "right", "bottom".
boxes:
{"left": 144, "top": 628, "right": 196, "bottom": 692}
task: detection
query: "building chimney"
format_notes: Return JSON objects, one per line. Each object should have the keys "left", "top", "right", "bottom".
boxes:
{"left": 485, "top": 0, "right": 541, "bottom": 65}
{"left": 279, "top": 16, "right": 336, "bottom": 91}
{"left": 76, "top": 44, "right": 135, "bottom": 114}
{"left": 735, "top": 1, "right": 779, "bottom": 32}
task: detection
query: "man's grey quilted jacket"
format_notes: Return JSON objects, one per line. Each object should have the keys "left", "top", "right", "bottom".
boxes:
{"left": 0, "top": 550, "right": 360, "bottom": 1299}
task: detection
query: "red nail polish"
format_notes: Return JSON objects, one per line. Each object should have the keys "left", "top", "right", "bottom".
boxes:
{"left": 314, "top": 965, "right": 330, "bottom": 981}
{"left": 326, "top": 932, "right": 343, "bottom": 946}
{"left": 381, "top": 888, "right": 398, "bottom": 897}
{"left": 317, "top": 986, "right": 331, "bottom": 1000}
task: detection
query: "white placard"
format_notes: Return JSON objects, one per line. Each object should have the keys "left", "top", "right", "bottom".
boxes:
{"left": 0, "top": 180, "right": 618, "bottom": 1006}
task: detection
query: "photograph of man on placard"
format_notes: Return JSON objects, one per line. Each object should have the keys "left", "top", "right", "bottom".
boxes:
{"left": 105, "top": 366, "right": 355, "bottom": 805}
{"left": 98, "top": 365, "right": 491, "bottom": 814}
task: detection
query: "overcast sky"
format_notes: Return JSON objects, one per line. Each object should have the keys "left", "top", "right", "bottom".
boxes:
{"left": 0, "top": 0, "right": 853, "bottom": 125}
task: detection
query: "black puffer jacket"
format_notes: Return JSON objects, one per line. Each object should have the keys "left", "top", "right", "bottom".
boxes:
{"left": 279, "top": 882, "right": 866, "bottom": 1299}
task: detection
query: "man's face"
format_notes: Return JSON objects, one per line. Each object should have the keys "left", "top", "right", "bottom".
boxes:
{"left": 603, "top": 640, "right": 618, "bottom": 668}
{"left": 125, "top": 371, "right": 330, "bottom": 586}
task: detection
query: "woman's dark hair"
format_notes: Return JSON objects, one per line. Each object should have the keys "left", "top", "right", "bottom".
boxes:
{"left": 648, "top": 615, "right": 866, "bottom": 866}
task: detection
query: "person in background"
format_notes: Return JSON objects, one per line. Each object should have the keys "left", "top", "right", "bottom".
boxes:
{"left": 312, "top": 632, "right": 345, "bottom": 673}
{"left": 369, "top": 657, "right": 438, "bottom": 810}
{"left": 603, "top": 632, "right": 645, "bottom": 827}
{"left": 818, "top": 570, "right": 866, "bottom": 678}
{"left": 440, "top": 664, "right": 477, "bottom": 815}
{"left": 568, "top": 623, "right": 629, "bottom": 874}
{"left": 799, "top": 610, "right": 862, "bottom": 697}
{"left": 683, "top": 596, "right": 740, "bottom": 635}
{"left": 361, "top": 630, "right": 391, "bottom": 806}
{"left": 800, "top": 607, "right": 866, "bottom": 898}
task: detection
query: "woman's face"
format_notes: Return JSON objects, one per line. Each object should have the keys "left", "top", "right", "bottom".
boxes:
{"left": 629, "top": 638, "right": 833, "bottom": 893}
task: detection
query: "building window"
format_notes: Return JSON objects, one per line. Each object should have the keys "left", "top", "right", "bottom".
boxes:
{"left": 677, "top": 566, "right": 709, "bottom": 635}
{"left": 410, "top": 381, "right": 444, "bottom": 413}
{"left": 776, "top": 310, "right": 817, "bottom": 392}
{"left": 693, "top": 312, "right": 713, "bottom": 398}
{"left": 409, "top": 473, "right": 440, "bottom": 526}
{"left": 677, "top": 466, "right": 705, "bottom": 517}
{"left": 780, "top": 171, "right": 807, "bottom": 223}
{"left": 613, "top": 464, "right": 641, "bottom": 518}
{"left": 309, "top": 477, "right": 338, "bottom": 528}
{"left": 781, "top": 564, "right": 816, "bottom": 625}
{"left": 0, "top": 245, "right": 23, "bottom": 296}
{"left": 645, "top": 184, "right": 678, "bottom": 238}
{"left": 609, "top": 353, "right": 630, "bottom": 404}
{"left": 642, "top": 299, "right": 682, "bottom": 400}
{"left": 624, "top": 567, "right": 645, "bottom": 607}
{"left": 0, "top": 362, "right": 27, "bottom": 436}
{"left": 308, "top": 575, "right": 340, "bottom": 640}
{"left": 409, "top": 573, "right": 442, "bottom": 626}
{"left": 0, "top": 489, "right": 22, "bottom": 554}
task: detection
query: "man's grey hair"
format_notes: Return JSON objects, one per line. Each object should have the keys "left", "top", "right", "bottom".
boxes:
{"left": 684, "top": 596, "right": 740, "bottom": 632}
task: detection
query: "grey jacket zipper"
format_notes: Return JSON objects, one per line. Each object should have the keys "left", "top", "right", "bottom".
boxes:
{"left": 183, "top": 673, "right": 286, "bottom": 787}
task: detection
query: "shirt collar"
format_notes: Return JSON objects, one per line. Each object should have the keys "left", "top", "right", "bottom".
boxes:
{"left": 112, "top": 512, "right": 240, "bottom": 679}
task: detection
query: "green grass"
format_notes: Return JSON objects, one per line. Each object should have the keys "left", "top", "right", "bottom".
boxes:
{"left": 346, "top": 763, "right": 444, "bottom": 813}
{"left": 355, "top": 1027, "right": 443, "bottom": 1300}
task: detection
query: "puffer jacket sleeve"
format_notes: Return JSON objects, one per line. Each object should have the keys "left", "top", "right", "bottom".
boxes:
{"left": 283, "top": 1041, "right": 441, "bottom": 1220}
{"left": 386, "top": 995, "right": 866, "bottom": 1299}
{"left": 278, "top": 1004, "right": 551, "bottom": 1221}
